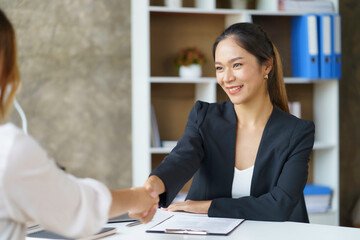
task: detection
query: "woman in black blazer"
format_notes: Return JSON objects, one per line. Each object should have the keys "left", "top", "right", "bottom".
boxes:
{"left": 141, "top": 23, "right": 315, "bottom": 223}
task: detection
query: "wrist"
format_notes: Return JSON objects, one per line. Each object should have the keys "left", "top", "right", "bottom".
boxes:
{"left": 128, "top": 187, "right": 140, "bottom": 211}
{"left": 148, "top": 175, "right": 165, "bottom": 195}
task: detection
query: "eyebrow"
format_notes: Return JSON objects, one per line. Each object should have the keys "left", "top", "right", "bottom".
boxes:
{"left": 214, "top": 57, "right": 244, "bottom": 65}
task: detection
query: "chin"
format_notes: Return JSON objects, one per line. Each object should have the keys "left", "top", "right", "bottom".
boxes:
{"left": 228, "top": 97, "right": 246, "bottom": 105}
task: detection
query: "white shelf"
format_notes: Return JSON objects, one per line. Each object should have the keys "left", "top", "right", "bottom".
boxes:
{"left": 150, "top": 77, "right": 217, "bottom": 84}
{"left": 151, "top": 141, "right": 335, "bottom": 154}
{"left": 313, "top": 141, "right": 336, "bottom": 150}
{"left": 284, "top": 78, "right": 338, "bottom": 84}
{"left": 151, "top": 147, "right": 174, "bottom": 154}
{"left": 149, "top": 6, "right": 332, "bottom": 16}
{"left": 151, "top": 77, "right": 337, "bottom": 84}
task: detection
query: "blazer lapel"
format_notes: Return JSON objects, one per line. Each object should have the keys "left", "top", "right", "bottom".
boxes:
{"left": 250, "top": 107, "right": 279, "bottom": 196}
{"left": 202, "top": 101, "right": 237, "bottom": 198}
{"left": 216, "top": 102, "right": 237, "bottom": 197}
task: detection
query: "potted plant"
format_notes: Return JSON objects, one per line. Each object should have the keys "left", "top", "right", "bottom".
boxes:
{"left": 175, "top": 47, "right": 206, "bottom": 79}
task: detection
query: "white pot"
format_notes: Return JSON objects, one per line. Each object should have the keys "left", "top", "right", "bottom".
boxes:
{"left": 231, "top": 0, "right": 248, "bottom": 9}
{"left": 179, "top": 64, "right": 202, "bottom": 79}
{"left": 165, "top": 0, "right": 182, "bottom": 8}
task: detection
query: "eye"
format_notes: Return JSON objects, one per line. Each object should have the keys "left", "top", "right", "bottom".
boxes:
{"left": 215, "top": 66, "right": 223, "bottom": 71}
{"left": 233, "top": 63, "right": 242, "bottom": 68}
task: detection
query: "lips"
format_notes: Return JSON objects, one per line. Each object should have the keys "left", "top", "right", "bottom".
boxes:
{"left": 226, "top": 84, "right": 244, "bottom": 95}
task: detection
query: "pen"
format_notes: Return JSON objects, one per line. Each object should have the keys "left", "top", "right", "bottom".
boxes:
{"left": 126, "top": 220, "right": 142, "bottom": 227}
{"left": 165, "top": 229, "right": 208, "bottom": 235}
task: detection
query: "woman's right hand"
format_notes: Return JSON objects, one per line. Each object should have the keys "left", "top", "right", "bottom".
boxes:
{"left": 128, "top": 175, "right": 165, "bottom": 221}
{"left": 128, "top": 187, "right": 159, "bottom": 213}
{"left": 127, "top": 187, "right": 159, "bottom": 223}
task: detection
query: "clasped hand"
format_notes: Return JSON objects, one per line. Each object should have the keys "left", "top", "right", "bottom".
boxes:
{"left": 130, "top": 176, "right": 211, "bottom": 218}
{"left": 127, "top": 187, "right": 159, "bottom": 223}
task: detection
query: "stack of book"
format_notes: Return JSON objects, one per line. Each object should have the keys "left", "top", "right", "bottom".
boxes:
{"left": 151, "top": 105, "right": 161, "bottom": 148}
{"left": 257, "top": 0, "right": 335, "bottom": 13}
{"left": 304, "top": 184, "right": 332, "bottom": 213}
{"left": 281, "top": 0, "right": 334, "bottom": 13}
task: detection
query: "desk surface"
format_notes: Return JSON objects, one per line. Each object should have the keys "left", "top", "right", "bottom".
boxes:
{"left": 103, "top": 210, "right": 360, "bottom": 240}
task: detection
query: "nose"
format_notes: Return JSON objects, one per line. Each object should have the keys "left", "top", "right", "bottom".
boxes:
{"left": 223, "top": 68, "right": 235, "bottom": 83}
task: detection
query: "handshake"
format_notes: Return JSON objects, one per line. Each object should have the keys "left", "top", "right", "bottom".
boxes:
{"left": 110, "top": 175, "right": 165, "bottom": 223}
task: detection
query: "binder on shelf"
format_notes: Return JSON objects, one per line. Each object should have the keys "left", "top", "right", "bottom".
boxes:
{"left": 291, "top": 14, "right": 320, "bottom": 79}
{"left": 331, "top": 14, "right": 342, "bottom": 79}
{"left": 317, "top": 14, "right": 333, "bottom": 79}
{"left": 304, "top": 184, "right": 332, "bottom": 213}
{"left": 151, "top": 105, "right": 161, "bottom": 148}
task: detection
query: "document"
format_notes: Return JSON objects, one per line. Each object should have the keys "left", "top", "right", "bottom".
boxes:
{"left": 147, "top": 214, "right": 244, "bottom": 235}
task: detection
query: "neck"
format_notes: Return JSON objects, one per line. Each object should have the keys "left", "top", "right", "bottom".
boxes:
{"left": 234, "top": 93, "right": 273, "bottom": 128}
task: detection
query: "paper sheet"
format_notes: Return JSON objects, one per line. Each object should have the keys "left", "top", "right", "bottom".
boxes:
{"left": 147, "top": 214, "right": 244, "bottom": 235}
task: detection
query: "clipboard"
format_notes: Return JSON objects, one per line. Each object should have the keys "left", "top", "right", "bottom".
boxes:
{"left": 146, "top": 214, "right": 244, "bottom": 235}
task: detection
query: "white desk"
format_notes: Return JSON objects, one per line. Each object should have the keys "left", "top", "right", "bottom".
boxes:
{"left": 103, "top": 210, "right": 360, "bottom": 240}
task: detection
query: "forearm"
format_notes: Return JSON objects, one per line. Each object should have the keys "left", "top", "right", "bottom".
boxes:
{"left": 108, "top": 189, "right": 136, "bottom": 218}
{"left": 209, "top": 188, "right": 297, "bottom": 221}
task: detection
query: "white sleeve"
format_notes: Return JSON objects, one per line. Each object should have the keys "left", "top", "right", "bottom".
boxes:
{"left": 2, "top": 132, "right": 112, "bottom": 238}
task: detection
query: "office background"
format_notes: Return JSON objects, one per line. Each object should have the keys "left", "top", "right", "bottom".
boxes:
{"left": 0, "top": 0, "right": 359, "bottom": 226}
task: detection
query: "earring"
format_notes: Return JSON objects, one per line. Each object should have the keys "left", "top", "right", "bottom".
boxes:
{"left": 264, "top": 74, "right": 268, "bottom": 79}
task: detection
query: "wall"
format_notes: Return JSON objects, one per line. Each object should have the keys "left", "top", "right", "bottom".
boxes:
{"left": 0, "top": 0, "right": 132, "bottom": 189}
{"left": 340, "top": 0, "right": 360, "bottom": 226}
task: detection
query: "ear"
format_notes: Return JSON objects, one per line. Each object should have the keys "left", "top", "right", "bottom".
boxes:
{"left": 263, "top": 59, "right": 273, "bottom": 75}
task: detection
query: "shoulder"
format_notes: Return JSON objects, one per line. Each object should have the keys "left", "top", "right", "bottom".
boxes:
{"left": 0, "top": 123, "right": 27, "bottom": 159}
{"left": 0, "top": 123, "right": 50, "bottom": 178}
{"left": 189, "top": 101, "right": 234, "bottom": 126}
{"left": 272, "top": 107, "right": 314, "bottom": 129}
{"left": 269, "top": 107, "right": 315, "bottom": 142}
{"left": 192, "top": 100, "right": 234, "bottom": 117}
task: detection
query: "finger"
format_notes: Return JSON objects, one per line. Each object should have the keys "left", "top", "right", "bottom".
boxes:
{"left": 167, "top": 204, "right": 185, "bottom": 212}
{"left": 140, "top": 204, "right": 158, "bottom": 224}
{"left": 128, "top": 211, "right": 144, "bottom": 219}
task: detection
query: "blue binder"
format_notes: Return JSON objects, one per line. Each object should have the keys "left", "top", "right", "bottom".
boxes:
{"left": 291, "top": 14, "right": 319, "bottom": 79}
{"left": 317, "top": 14, "right": 332, "bottom": 79}
{"left": 331, "top": 14, "right": 342, "bottom": 78}
{"left": 304, "top": 184, "right": 331, "bottom": 195}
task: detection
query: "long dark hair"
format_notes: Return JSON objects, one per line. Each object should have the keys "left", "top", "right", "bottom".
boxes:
{"left": 213, "top": 23, "right": 289, "bottom": 113}
{"left": 0, "top": 8, "right": 20, "bottom": 120}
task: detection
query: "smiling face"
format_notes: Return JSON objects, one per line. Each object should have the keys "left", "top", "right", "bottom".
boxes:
{"left": 215, "top": 37, "right": 271, "bottom": 106}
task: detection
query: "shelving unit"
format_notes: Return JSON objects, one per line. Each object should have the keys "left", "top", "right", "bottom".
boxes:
{"left": 132, "top": 0, "right": 339, "bottom": 225}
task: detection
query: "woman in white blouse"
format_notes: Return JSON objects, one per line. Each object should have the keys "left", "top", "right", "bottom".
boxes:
{"left": 0, "top": 8, "right": 158, "bottom": 239}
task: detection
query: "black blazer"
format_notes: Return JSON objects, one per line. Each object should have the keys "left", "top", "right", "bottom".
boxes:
{"left": 151, "top": 101, "right": 315, "bottom": 223}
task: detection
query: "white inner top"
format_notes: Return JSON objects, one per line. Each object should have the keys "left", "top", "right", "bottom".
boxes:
{"left": 231, "top": 165, "right": 254, "bottom": 198}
